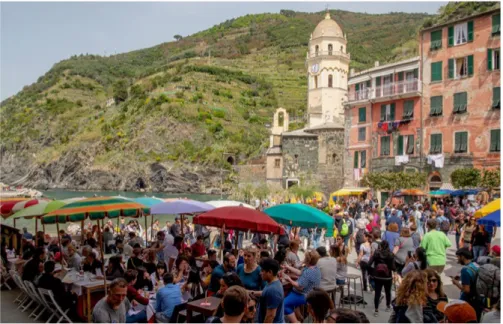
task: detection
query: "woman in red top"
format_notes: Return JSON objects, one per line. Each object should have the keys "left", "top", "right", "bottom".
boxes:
{"left": 190, "top": 235, "right": 207, "bottom": 257}
{"left": 125, "top": 269, "right": 149, "bottom": 323}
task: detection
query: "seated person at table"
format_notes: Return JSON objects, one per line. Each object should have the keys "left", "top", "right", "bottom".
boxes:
{"left": 83, "top": 232, "right": 98, "bottom": 249}
{"left": 116, "top": 238, "right": 133, "bottom": 257}
{"left": 21, "top": 238, "right": 36, "bottom": 260}
{"left": 208, "top": 254, "right": 237, "bottom": 295}
{"left": 83, "top": 251, "right": 103, "bottom": 275}
{"left": 22, "top": 247, "right": 46, "bottom": 282}
{"left": 236, "top": 246, "right": 263, "bottom": 291}
{"left": 106, "top": 255, "right": 125, "bottom": 280}
{"left": 182, "top": 266, "right": 204, "bottom": 301}
{"left": 208, "top": 249, "right": 218, "bottom": 262}
{"left": 164, "top": 236, "right": 184, "bottom": 272}
{"left": 155, "top": 273, "right": 183, "bottom": 323}
{"left": 151, "top": 262, "right": 167, "bottom": 288}
{"left": 285, "top": 240, "right": 302, "bottom": 269}
{"left": 128, "top": 232, "right": 144, "bottom": 248}
{"left": 65, "top": 244, "right": 82, "bottom": 271}
{"left": 191, "top": 235, "right": 206, "bottom": 258}
{"left": 174, "top": 256, "right": 191, "bottom": 284}
{"left": 127, "top": 244, "right": 144, "bottom": 270}
{"left": 215, "top": 272, "right": 243, "bottom": 298}
{"left": 124, "top": 269, "right": 149, "bottom": 323}
{"left": 202, "top": 260, "right": 220, "bottom": 289}
{"left": 206, "top": 286, "right": 249, "bottom": 323}
{"left": 93, "top": 278, "right": 131, "bottom": 323}
{"left": 38, "top": 261, "right": 78, "bottom": 319}
{"left": 142, "top": 249, "right": 157, "bottom": 275}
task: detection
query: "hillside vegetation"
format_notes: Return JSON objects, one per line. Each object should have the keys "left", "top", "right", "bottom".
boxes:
{"left": 0, "top": 9, "right": 431, "bottom": 192}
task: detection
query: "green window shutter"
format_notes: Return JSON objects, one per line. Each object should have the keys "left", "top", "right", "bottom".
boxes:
{"left": 488, "top": 49, "right": 493, "bottom": 71}
{"left": 354, "top": 151, "right": 359, "bottom": 168}
{"left": 490, "top": 129, "right": 501, "bottom": 152}
{"left": 376, "top": 76, "right": 381, "bottom": 87}
{"left": 461, "top": 92, "right": 467, "bottom": 112}
{"left": 358, "top": 127, "right": 366, "bottom": 141}
{"left": 414, "top": 68, "right": 418, "bottom": 79}
{"left": 366, "top": 80, "right": 371, "bottom": 88}
{"left": 398, "top": 135, "right": 404, "bottom": 155}
{"left": 380, "top": 105, "right": 386, "bottom": 121}
{"left": 403, "top": 100, "right": 414, "bottom": 118}
{"left": 455, "top": 132, "right": 461, "bottom": 152}
{"left": 453, "top": 93, "right": 459, "bottom": 113}
{"left": 467, "top": 21, "right": 474, "bottom": 42}
{"left": 453, "top": 92, "right": 467, "bottom": 113}
{"left": 438, "top": 134, "right": 443, "bottom": 153}
{"left": 398, "top": 72, "right": 404, "bottom": 81}
{"left": 431, "top": 134, "right": 442, "bottom": 153}
{"left": 448, "top": 58, "right": 454, "bottom": 79}
{"left": 381, "top": 137, "right": 390, "bottom": 156}
{"left": 461, "top": 132, "right": 468, "bottom": 152}
{"left": 360, "top": 151, "right": 366, "bottom": 168}
{"left": 390, "top": 103, "right": 395, "bottom": 120}
{"left": 493, "top": 87, "right": 500, "bottom": 109}
{"left": 431, "top": 61, "right": 442, "bottom": 82}
{"left": 492, "top": 14, "right": 500, "bottom": 35}
{"left": 430, "top": 96, "right": 443, "bottom": 116}
{"left": 360, "top": 107, "right": 366, "bottom": 122}
{"left": 355, "top": 83, "right": 360, "bottom": 91}
{"left": 406, "top": 135, "right": 414, "bottom": 154}
{"left": 430, "top": 30, "right": 442, "bottom": 50}
{"left": 448, "top": 26, "right": 454, "bottom": 46}
{"left": 467, "top": 55, "right": 474, "bottom": 76}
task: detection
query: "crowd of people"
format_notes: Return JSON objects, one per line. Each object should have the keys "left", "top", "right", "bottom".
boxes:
{"left": 0, "top": 193, "right": 500, "bottom": 323}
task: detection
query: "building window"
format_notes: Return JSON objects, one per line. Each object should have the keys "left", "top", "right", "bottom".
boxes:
{"left": 488, "top": 48, "right": 500, "bottom": 71}
{"left": 403, "top": 100, "right": 414, "bottom": 119}
{"left": 453, "top": 92, "right": 468, "bottom": 114}
{"left": 294, "top": 154, "right": 299, "bottom": 164}
{"left": 358, "top": 107, "right": 366, "bottom": 122}
{"left": 449, "top": 21, "right": 473, "bottom": 46}
{"left": 430, "top": 133, "right": 442, "bottom": 154}
{"left": 490, "top": 129, "right": 500, "bottom": 152}
{"left": 493, "top": 87, "right": 500, "bottom": 109}
{"left": 430, "top": 30, "right": 442, "bottom": 51}
{"left": 431, "top": 61, "right": 443, "bottom": 82}
{"left": 314, "top": 76, "right": 318, "bottom": 89}
{"left": 358, "top": 127, "right": 366, "bottom": 142}
{"left": 354, "top": 151, "right": 359, "bottom": 168}
{"left": 380, "top": 136, "right": 390, "bottom": 156}
{"left": 492, "top": 14, "right": 500, "bottom": 36}
{"left": 454, "top": 132, "right": 468, "bottom": 153}
{"left": 406, "top": 135, "right": 414, "bottom": 154}
{"left": 380, "top": 103, "right": 395, "bottom": 121}
{"left": 315, "top": 45, "right": 319, "bottom": 56}
{"left": 274, "top": 159, "right": 280, "bottom": 168}
{"left": 332, "top": 153, "right": 337, "bottom": 164}
{"left": 360, "top": 151, "right": 366, "bottom": 168}
{"left": 430, "top": 96, "right": 443, "bottom": 116}
{"left": 448, "top": 56, "right": 474, "bottom": 79}
{"left": 328, "top": 74, "right": 333, "bottom": 88}
{"left": 328, "top": 44, "right": 333, "bottom": 55}
{"left": 278, "top": 112, "right": 284, "bottom": 126}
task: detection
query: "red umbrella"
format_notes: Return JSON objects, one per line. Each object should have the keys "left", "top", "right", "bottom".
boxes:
{"left": 193, "top": 206, "right": 285, "bottom": 235}
{"left": 0, "top": 198, "right": 32, "bottom": 218}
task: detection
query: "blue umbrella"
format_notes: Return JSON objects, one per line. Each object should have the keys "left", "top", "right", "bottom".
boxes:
{"left": 451, "top": 189, "right": 480, "bottom": 196}
{"left": 132, "top": 197, "right": 164, "bottom": 207}
{"left": 151, "top": 199, "right": 214, "bottom": 215}
{"left": 477, "top": 209, "right": 500, "bottom": 227}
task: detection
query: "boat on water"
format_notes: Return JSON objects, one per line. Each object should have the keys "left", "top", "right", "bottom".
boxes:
{"left": 0, "top": 183, "right": 43, "bottom": 198}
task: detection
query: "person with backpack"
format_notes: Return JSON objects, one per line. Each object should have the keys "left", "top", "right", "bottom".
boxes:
{"left": 354, "top": 219, "right": 367, "bottom": 254}
{"left": 453, "top": 247, "right": 483, "bottom": 321}
{"left": 368, "top": 240, "right": 396, "bottom": 317}
{"left": 338, "top": 213, "right": 353, "bottom": 247}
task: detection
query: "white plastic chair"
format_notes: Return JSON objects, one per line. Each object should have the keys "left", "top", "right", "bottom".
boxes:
{"left": 12, "top": 275, "right": 33, "bottom": 312}
{"left": 38, "top": 288, "right": 72, "bottom": 323}
{"left": 9, "top": 270, "right": 25, "bottom": 304}
{"left": 23, "top": 280, "right": 43, "bottom": 315}
{"left": 24, "top": 280, "right": 46, "bottom": 320}
{"left": 37, "top": 288, "right": 57, "bottom": 323}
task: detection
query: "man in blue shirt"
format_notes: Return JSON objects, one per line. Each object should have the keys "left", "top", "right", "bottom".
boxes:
{"left": 452, "top": 247, "right": 481, "bottom": 320}
{"left": 155, "top": 273, "right": 182, "bottom": 322}
{"left": 208, "top": 254, "right": 236, "bottom": 293}
{"left": 22, "top": 227, "right": 33, "bottom": 240}
{"left": 255, "top": 258, "right": 284, "bottom": 323}
{"left": 386, "top": 209, "right": 402, "bottom": 230}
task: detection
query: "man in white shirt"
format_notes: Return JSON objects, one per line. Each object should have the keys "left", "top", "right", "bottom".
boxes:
{"left": 163, "top": 236, "right": 183, "bottom": 271}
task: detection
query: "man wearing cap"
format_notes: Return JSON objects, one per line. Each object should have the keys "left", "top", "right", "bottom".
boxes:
{"left": 437, "top": 299, "right": 478, "bottom": 323}
{"left": 453, "top": 247, "right": 481, "bottom": 320}
{"left": 22, "top": 227, "right": 33, "bottom": 240}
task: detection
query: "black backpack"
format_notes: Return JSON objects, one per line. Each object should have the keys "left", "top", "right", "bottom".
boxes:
{"left": 356, "top": 228, "right": 365, "bottom": 245}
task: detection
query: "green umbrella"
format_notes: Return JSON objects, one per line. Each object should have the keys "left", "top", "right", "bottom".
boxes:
{"left": 264, "top": 204, "right": 334, "bottom": 237}
{"left": 10, "top": 200, "right": 67, "bottom": 219}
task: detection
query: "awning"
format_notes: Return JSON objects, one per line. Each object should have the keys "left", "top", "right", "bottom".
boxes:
{"left": 451, "top": 189, "right": 481, "bottom": 196}
{"left": 394, "top": 189, "right": 427, "bottom": 196}
{"left": 332, "top": 188, "right": 369, "bottom": 197}
{"left": 440, "top": 183, "right": 455, "bottom": 190}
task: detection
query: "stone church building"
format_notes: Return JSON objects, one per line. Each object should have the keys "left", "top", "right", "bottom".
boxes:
{"left": 265, "top": 12, "right": 351, "bottom": 195}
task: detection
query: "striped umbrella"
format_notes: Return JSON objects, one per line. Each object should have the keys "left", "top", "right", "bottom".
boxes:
{"left": 0, "top": 198, "right": 31, "bottom": 218}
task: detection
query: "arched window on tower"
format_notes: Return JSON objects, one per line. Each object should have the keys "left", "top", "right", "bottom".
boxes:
{"left": 278, "top": 112, "right": 284, "bottom": 127}
{"left": 314, "top": 76, "right": 318, "bottom": 89}
{"left": 328, "top": 75, "right": 333, "bottom": 88}
{"left": 328, "top": 44, "right": 333, "bottom": 55}
{"left": 315, "top": 45, "right": 319, "bottom": 56}
{"left": 341, "top": 46, "right": 344, "bottom": 53}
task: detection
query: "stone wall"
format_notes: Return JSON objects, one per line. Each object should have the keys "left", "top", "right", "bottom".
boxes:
{"left": 282, "top": 136, "right": 319, "bottom": 185}
{"left": 235, "top": 164, "right": 266, "bottom": 187}
{"left": 311, "top": 128, "right": 345, "bottom": 194}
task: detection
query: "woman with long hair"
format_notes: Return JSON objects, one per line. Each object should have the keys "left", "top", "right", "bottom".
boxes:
{"left": 106, "top": 255, "right": 125, "bottom": 280}
{"left": 330, "top": 244, "right": 347, "bottom": 286}
{"left": 306, "top": 289, "right": 334, "bottom": 323}
{"left": 382, "top": 223, "right": 400, "bottom": 252}
{"left": 182, "top": 266, "right": 204, "bottom": 301}
{"left": 461, "top": 217, "right": 476, "bottom": 248}
{"left": 424, "top": 268, "right": 448, "bottom": 322}
{"left": 389, "top": 270, "right": 437, "bottom": 323}
{"left": 151, "top": 262, "right": 167, "bottom": 288}
{"left": 236, "top": 246, "right": 263, "bottom": 291}
{"left": 401, "top": 247, "right": 427, "bottom": 277}
{"left": 471, "top": 224, "right": 489, "bottom": 260}
{"left": 356, "top": 233, "right": 372, "bottom": 291}
{"left": 215, "top": 272, "right": 243, "bottom": 298}
{"left": 368, "top": 240, "right": 395, "bottom": 317}
{"left": 393, "top": 227, "right": 415, "bottom": 275}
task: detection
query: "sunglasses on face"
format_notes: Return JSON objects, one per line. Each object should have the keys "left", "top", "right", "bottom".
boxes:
{"left": 428, "top": 278, "right": 438, "bottom": 283}
{"left": 248, "top": 305, "right": 255, "bottom": 312}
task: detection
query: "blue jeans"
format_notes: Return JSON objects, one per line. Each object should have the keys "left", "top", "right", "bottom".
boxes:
{"left": 284, "top": 290, "right": 306, "bottom": 315}
{"left": 336, "top": 279, "right": 346, "bottom": 285}
{"left": 312, "top": 234, "right": 321, "bottom": 249}
{"left": 455, "top": 234, "right": 461, "bottom": 250}
{"left": 343, "top": 235, "right": 350, "bottom": 247}
{"left": 472, "top": 245, "right": 487, "bottom": 260}
{"left": 126, "top": 309, "right": 147, "bottom": 323}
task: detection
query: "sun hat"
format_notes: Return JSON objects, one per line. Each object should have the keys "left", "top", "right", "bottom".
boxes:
{"left": 436, "top": 300, "right": 477, "bottom": 323}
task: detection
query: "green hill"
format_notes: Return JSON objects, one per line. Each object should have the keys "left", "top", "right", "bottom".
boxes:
{"left": 0, "top": 9, "right": 431, "bottom": 192}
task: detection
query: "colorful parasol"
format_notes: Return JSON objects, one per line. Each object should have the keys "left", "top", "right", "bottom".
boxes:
{"left": 394, "top": 189, "right": 427, "bottom": 196}
{"left": 206, "top": 200, "right": 255, "bottom": 210}
{"left": 264, "top": 204, "right": 334, "bottom": 237}
{"left": 9, "top": 200, "right": 67, "bottom": 219}
{"left": 132, "top": 197, "right": 164, "bottom": 207}
{"left": 0, "top": 198, "right": 32, "bottom": 218}
{"left": 477, "top": 209, "right": 500, "bottom": 227}
{"left": 474, "top": 199, "right": 500, "bottom": 219}
{"left": 193, "top": 206, "right": 285, "bottom": 235}
{"left": 150, "top": 199, "right": 214, "bottom": 215}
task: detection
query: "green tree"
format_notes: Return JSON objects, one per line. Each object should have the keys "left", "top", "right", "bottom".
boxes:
{"left": 113, "top": 80, "right": 129, "bottom": 103}
{"left": 174, "top": 34, "right": 183, "bottom": 41}
{"left": 361, "top": 172, "right": 427, "bottom": 195}
{"left": 450, "top": 168, "right": 481, "bottom": 189}
{"left": 479, "top": 169, "right": 500, "bottom": 196}
{"left": 254, "top": 183, "right": 270, "bottom": 200}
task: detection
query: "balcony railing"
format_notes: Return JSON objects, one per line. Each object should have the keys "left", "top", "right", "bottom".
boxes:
{"left": 307, "top": 50, "right": 350, "bottom": 59}
{"left": 348, "top": 79, "right": 420, "bottom": 102}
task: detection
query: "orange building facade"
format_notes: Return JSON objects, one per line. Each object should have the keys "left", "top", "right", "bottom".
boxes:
{"left": 345, "top": 58, "right": 422, "bottom": 194}
{"left": 420, "top": 8, "right": 500, "bottom": 190}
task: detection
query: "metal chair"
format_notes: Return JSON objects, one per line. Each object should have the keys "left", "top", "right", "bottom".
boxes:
{"left": 38, "top": 288, "right": 72, "bottom": 323}
{"left": 0, "top": 264, "right": 12, "bottom": 290}
{"left": 37, "top": 288, "right": 58, "bottom": 323}
{"left": 24, "top": 280, "right": 47, "bottom": 320}
{"left": 9, "top": 270, "right": 26, "bottom": 304}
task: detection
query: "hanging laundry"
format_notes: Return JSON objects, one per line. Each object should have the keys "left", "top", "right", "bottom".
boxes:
{"left": 427, "top": 154, "right": 444, "bottom": 168}
{"left": 382, "top": 122, "right": 388, "bottom": 132}
{"left": 354, "top": 168, "right": 361, "bottom": 181}
{"left": 395, "top": 155, "right": 409, "bottom": 166}
{"left": 378, "top": 122, "right": 383, "bottom": 128}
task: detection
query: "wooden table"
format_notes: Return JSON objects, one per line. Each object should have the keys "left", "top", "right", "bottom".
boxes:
{"left": 186, "top": 296, "right": 221, "bottom": 323}
{"left": 81, "top": 280, "right": 111, "bottom": 322}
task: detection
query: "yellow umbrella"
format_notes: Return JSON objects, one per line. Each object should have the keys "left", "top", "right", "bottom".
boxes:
{"left": 474, "top": 199, "right": 500, "bottom": 218}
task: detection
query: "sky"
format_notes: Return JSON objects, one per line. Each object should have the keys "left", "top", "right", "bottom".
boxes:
{"left": 0, "top": 1, "right": 447, "bottom": 101}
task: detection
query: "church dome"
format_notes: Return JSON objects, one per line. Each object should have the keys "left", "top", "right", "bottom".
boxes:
{"left": 312, "top": 12, "right": 343, "bottom": 39}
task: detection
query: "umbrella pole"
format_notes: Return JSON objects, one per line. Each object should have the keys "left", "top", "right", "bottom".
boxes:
{"left": 81, "top": 220, "right": 85, "bottom": 246}
{"left": 220, "top": 224, "right": 225, "bottom": 262}
{"left": 144, "top": 212, "right": 148, "bottom": 247}
{"left": 56, "top": 221, "right": 62, "bottom": 253}
{"left": 97, "top": 219, "right": 107, "bottom": 295}
{"left": 35, "top": 218, "right": 38, "bottom": 247}
{"left": 117, "top": 217, "right": 120, "bottom": 236}
{"left": 234, "top": 230, "right": 239, "bottom": 250}
{"left": 13, "top": 218, "right": 16, "bottom": 229}
{"left": 150, "top": 214, "right": 154, "bottom": 243}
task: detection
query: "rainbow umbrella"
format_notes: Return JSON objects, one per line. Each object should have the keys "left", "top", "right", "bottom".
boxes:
{"left": 0, "top": 198, "right": 31, "bottom": 218}
{"left": 477, "top": 210, "right": 500, "bottom": 227}
{"left": 474, "top": 199, "right": 501, "bottom": 219}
